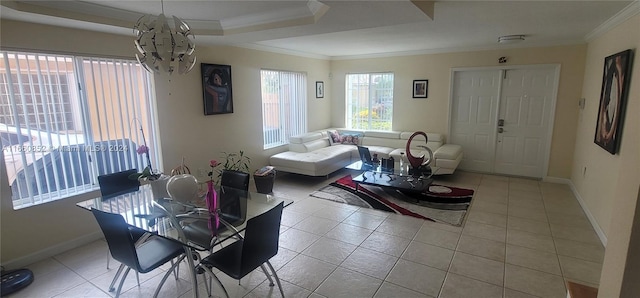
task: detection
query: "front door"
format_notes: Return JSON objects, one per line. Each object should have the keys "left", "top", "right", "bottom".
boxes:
{"left": 450, "top": 66, "right": 558, "bottom": 178}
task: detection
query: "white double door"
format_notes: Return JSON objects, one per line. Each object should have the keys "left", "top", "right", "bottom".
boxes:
{"left": 450, "top": 66, "right": 558, "bottom": 178}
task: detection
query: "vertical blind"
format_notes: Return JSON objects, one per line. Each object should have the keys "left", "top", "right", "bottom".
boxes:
{"left": 260, "top": 69, "right": 307, "bottom": 149}
{"left": 345, "top": 72, "right": 394, "bottom": 130}
{"left": 0, "top": 51, "right": 158, "bottom": 209}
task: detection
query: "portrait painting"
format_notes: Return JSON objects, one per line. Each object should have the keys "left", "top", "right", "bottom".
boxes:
{"left": 594, "top": 49, "right": 633, "bottom": 154}
{"left": 202, "top": 63, "right": 233, "bottom": 115}
{"left": 413, "top": 80, "right": 428, "bottom": 98}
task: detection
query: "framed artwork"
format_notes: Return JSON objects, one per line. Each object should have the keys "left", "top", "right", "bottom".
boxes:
{"left": 594, "top": 49, "right": 633, "bottom": 154}
{"left": 413, "top": 80, "right": 428, "bottom": 98}
{"left": 316, "top": 81, "right": 324, "bottom": 98}
{"left": 201, "top": 63, "right": 233, "bottom": 115}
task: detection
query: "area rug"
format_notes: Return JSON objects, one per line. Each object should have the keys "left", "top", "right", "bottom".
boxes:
{"left": 310, "top": 175, "right": 474, "bottom": 226}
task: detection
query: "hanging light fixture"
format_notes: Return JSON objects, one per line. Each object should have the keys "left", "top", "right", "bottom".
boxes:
{"left": 134, "top": 0, "right": 196, "bottom": 75}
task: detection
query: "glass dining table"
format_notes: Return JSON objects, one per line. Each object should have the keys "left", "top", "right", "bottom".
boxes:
{"left": 76, "top": 184, "right": 293, "bottom": 297}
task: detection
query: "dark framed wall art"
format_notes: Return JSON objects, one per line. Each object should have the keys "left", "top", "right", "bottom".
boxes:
{"left": 413, "top": 80, "right": 428, "bottom": 98}
{"left": 201, "top": 63, "right": 233, "bottom": 115}
{"left": 594, "top": 49, "right": 634, "bottom": 154}
{"left": 316, "top": 81, "right": 324, "bottom": 98}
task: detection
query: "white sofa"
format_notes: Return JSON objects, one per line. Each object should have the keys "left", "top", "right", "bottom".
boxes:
{"left": 269, "top": 129, "right": 463, "bottom": 177}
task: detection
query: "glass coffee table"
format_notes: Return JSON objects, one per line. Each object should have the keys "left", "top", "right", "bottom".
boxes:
{"left": 346, "top": 160, "right": 438, "bottom": 194}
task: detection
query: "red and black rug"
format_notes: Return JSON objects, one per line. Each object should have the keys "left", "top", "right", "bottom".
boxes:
{"left": 310, "top": 175, "right": 474, "bottom": 226}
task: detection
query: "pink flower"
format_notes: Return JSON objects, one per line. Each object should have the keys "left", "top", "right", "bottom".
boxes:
{"left": 210, "top": 159, "right": 220, "bottom": 168}
{"left": 136, "top": 145, "right": 149, "bottom": 155}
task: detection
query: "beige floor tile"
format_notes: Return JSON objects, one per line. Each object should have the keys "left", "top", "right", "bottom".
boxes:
{"left": 315, "top": 267, "right": 383, "bottom": 298}
{"left": 550, "top": 224, "right": 601, "bottom": 245}
{"left": 504, "top": 264, "right": 566, "bottom": 298}
{"left": 507, "top": 216, "right": 552, "bottom": 236}
{"left": 508, "top": 197, "right": 546, "bottom": 211}
{"left": 343, "top": 211, "right": 386, "bottom": 230}
{"left": 508, "top": 205, "right": 548, "bottom": 222}
{"left": 281, "top": 210, "right": 310, "bottom": 227}
{"left": 270, "top": 247, "right": 299, "bottom": 270}
{"left": 324, "top": 222, "right": 374, "bottom": 246}
{"left": 276, "top": 254, "right": 337, "bottom": 291}
{"left": 504, "top": 288, "right": 539, "bottom": 298}
{"left": 463, "top": 221, "right": 506, "bottom": 243}
{"left": 301, "top": 237, "right": 357, "bottom": 265}
{"left": 467, "top": 210, "right": 508, "bottom": 227}
{"left": 546, "top": 211, "right": 592, "bottom": 229}
{"left": 293, "top": 215, "right": 340, "bottom": 235}
{"left": 244, "top": 279, "right": 311, "bottom": 298}
{"left": 360, "top": 231, "right": 411, "bottom": 257}
{"left": 414, "top": 225, "right": 461, "bottom": 249}
{"left": 52, "top": 282, "right": 110, "bottom": 297}
{"left": 341, "top": 247, "right": 398, "bottom": 280}
{"left": 422, "top": 219, "right": 464, "bottom": 234}
{"left": 312, "top": 205, "right": 357, "bottom": 222}
{"left": 472, "top": 192, "right": 509, "bottom": 205}
{"left": 470, "top": 200, "right": 508, "bottom": 215}
{"left": 373, "top": 282, "right": 428, "bottom": 298}
{"left": 401, "top": 241, "right": 454, "bottom": 270}
{"left": 506, "top": 244, "right": 562, "bottom": 275}
{"left": 11, "top": 266, "right": 85, "bottom": 298}
{"left": 449, "top": 252, "right": 504, "bottom": 286}
{"left": 456, "top": 234, "right": 506, "bottom": 262}
{"left": 439, "top": 273, "right": 503, "bottom": 298}
{"left": 278, "top": 228, "right": 321, "bottom": 252}
{"left": 385, "top": 259, "right": 446, "bottom": 297}
{"left": 375, "top": 218, "right": 422, "bottom": 239}
{"left": 506, "top": 229, "right": 556, "bottom": 253}
{"left": 554, "top": 238, "right": 605, "bottom": 263}
{"left": 558, "top": 255, "right": 603, "bottom": 285}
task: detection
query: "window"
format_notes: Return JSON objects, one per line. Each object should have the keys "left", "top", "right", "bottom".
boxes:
{"left": 260, "top": 70, "right": 307, "bottom": 149}
{"left": 1, "top": 51, "right": 159, "bottom": 209}
{"left": 345, "top": 73, "right": 394, "bottom": 130}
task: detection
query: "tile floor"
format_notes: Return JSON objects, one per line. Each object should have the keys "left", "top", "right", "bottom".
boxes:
{"left": 8, "top": 169, "right": 605, "bottom": 298}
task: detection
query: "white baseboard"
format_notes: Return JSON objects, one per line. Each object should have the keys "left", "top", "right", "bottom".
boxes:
{"left": 545, "top": 175, "right": 608, "bottom": 246}
{"left": 2, "top": 232, "right": 103, "bottom": 269}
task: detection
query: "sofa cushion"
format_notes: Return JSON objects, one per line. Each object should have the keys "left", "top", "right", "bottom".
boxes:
{"left": 327, "top": 130, "right": 341, "bottom": 145}
{"left": 290, "top": 132, "right": 324, "bottom": 144}
{"left": 270, "top": 145, "right": 354, "bottom": 174}
{"left": 434, "top": 144, "right": 462, "bottom": 160}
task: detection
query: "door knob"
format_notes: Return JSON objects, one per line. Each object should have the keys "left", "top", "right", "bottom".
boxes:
{"left": 498, "top": 127, "right": 504, "bottom": 133}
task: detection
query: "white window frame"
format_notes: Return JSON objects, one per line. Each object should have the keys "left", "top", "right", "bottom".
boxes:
{"left": 1, "top": 51, "right": 160, "bottom": 209}
{"left": 260, "top": 69, "right": 307, "bottom": 149}
{"left": 345, "top": 72, "right": 394, "bottom": 131}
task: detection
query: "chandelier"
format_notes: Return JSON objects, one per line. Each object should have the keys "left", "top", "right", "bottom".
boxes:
{"left": 133, "top": 0, "right": 196, "bottom": 75}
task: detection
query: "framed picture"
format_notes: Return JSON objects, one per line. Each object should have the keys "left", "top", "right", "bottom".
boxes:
{"left": 413, "top": 80, "right": 428, "bottom": 98}
{"left": 594, "top": 49, "right": 633, "bottom": 154}
{"left": 316, "top": 81, "right": 324, "bottom": 98}
{"left": 201, "top": 63, "right": 233, "bottom": 115}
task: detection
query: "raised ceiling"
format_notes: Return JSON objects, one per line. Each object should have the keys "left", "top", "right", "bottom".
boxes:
{"left": 1, "top": 1, "right": 637, "bottom": 59}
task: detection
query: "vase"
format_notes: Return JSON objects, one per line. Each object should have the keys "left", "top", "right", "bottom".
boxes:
{"left": 148, "top": 175, "right": 170, "bottom": 199}
{"left": 206, "top": 180, "right": 219, "bottom": 234}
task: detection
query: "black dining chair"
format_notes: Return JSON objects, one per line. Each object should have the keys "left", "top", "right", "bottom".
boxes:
{"left": 180, "top": 170, "right": 250, "bottom": 250}
{"left": 97, "top": 169, "right": 143, "bottom": 271}
{"left": 220, "top": 169, "right": 250, "bottom": 191}
{"left": 97, "top": 169, "right": 140, "bottom": 199}
{"left": 91, "top": 208, "right": 187, "bottom": 298}
{"left": 198, "top": 202, "right": 285, "bottom": 298}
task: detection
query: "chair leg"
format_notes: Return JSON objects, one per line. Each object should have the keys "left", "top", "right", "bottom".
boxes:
{"left": 153, "top": 255, "right": 186, "bottom": 298}
{"left": 109, "top": 264, "right": 125, "bottom": 292}
{"left": 260, "top": 264, "right": 275, "bottom": 286}
{"left": 201, "top": 265, "right": 229, "bottom": 298}
{"left": 115, "top": 267, "right": 132, "bottom": 298}
{"left": 266, "top": 261, "right": 285, "bottom": 298}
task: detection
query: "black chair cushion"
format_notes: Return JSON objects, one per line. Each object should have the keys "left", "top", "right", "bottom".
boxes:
{"left": 136, "top": 237, "right": 186, "bottom": 273}
{"left": 220, "top": 170, "right": 249, "bottom": 191}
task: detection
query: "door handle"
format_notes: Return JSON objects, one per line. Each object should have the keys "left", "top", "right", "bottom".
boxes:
{"left": 498, "top": 127, "right": 505, "bottom": 133}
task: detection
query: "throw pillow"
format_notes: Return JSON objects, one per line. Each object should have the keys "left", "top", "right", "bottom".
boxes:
{"left": 340, "top": 134, "right": 361, "bottom": 145}
{"left": 328, "top": 130, "right": 342, "bottom": 145}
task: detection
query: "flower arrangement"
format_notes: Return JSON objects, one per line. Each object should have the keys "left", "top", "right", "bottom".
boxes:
{"left": 129, "top": 124, "right": 161, "bottom": 181}
{"left": 207, "top": 150, "right": 251, "bottom": 183}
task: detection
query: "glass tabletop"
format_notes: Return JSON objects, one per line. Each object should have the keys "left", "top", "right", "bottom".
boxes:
{"left": 346, "top": 160, "right": 439, "bottom": 177}
{"left": 76, "top": 184, "right": 293, "bottom": 250}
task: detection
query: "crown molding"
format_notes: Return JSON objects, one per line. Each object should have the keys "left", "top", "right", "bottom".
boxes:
{"left": 585, "top": 0, "right": 640, "bottom": 41}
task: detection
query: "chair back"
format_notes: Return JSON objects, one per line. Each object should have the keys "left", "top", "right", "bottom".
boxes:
{"left": 91, "top": 208, "right": 141, "bottom": 272}
{"left": 220, "top": 170, "right": 249, "bottom": 191}
{"left": 98, "top": 169, "right": 140, "bottom": 199}
{"left": 240, "top": 202, "right": 284, "bottom": 275}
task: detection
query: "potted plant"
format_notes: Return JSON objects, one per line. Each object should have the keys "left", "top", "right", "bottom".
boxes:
{"left": 209, "top": 150, "right": 251, "bottom": 184}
